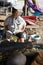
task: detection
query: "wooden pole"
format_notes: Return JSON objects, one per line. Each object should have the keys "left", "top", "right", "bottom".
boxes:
{"left": 24, "top": 0, "right": 28, "bottom": 16}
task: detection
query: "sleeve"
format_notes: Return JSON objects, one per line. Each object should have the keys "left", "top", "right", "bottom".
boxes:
{"left": 21, "top": 17, "right": 26, "bottom": 26}
{"left": 4, "top": 17, "right": 10, "bottom": 26}
{"left": 17, "top": 16, "right": 26, "bottom": 26}
{"left": 23, "top": 19, "right": 26, "bottom": 26}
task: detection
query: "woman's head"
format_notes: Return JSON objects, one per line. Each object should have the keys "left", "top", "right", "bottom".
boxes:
{"left": 12, "top": 7, "right": 18, "bottom": 19}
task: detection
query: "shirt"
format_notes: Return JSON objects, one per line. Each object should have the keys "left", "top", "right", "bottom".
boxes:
{"left": 5, "top": 16, "right": 26, "bottom": 34}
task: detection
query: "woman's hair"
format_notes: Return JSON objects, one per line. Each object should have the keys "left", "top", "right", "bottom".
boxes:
{"left": 12, "top": 7, "right": 18, "bottom": 14}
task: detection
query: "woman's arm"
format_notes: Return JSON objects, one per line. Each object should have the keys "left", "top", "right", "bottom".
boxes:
{"left": 4, "top": 17, "right": 10, "bottom": 33}
{"left": 21, "top": 26, "right": 26, "bottom": 32}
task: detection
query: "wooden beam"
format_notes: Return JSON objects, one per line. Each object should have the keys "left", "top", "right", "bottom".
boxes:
{"left": 24, "top": 0, "right": 28, "bottom": 16}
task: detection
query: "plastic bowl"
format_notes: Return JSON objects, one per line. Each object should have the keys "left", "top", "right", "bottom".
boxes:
{"left": 31, "top": 34, "right": 41, "bottom": 40}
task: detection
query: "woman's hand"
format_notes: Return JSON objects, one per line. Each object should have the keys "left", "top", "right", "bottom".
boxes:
{"left": 21, "top": 26, "right": 26, "bottom": 32}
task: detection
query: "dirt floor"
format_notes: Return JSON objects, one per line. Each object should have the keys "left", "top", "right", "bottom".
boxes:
{"left": 35, "top": 20, "right": 43, "bottom": 43}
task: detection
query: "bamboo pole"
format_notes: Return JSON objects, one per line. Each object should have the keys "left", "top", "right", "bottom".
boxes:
{"left": 24, "top": 0, "right": 28, "bottom": 16}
